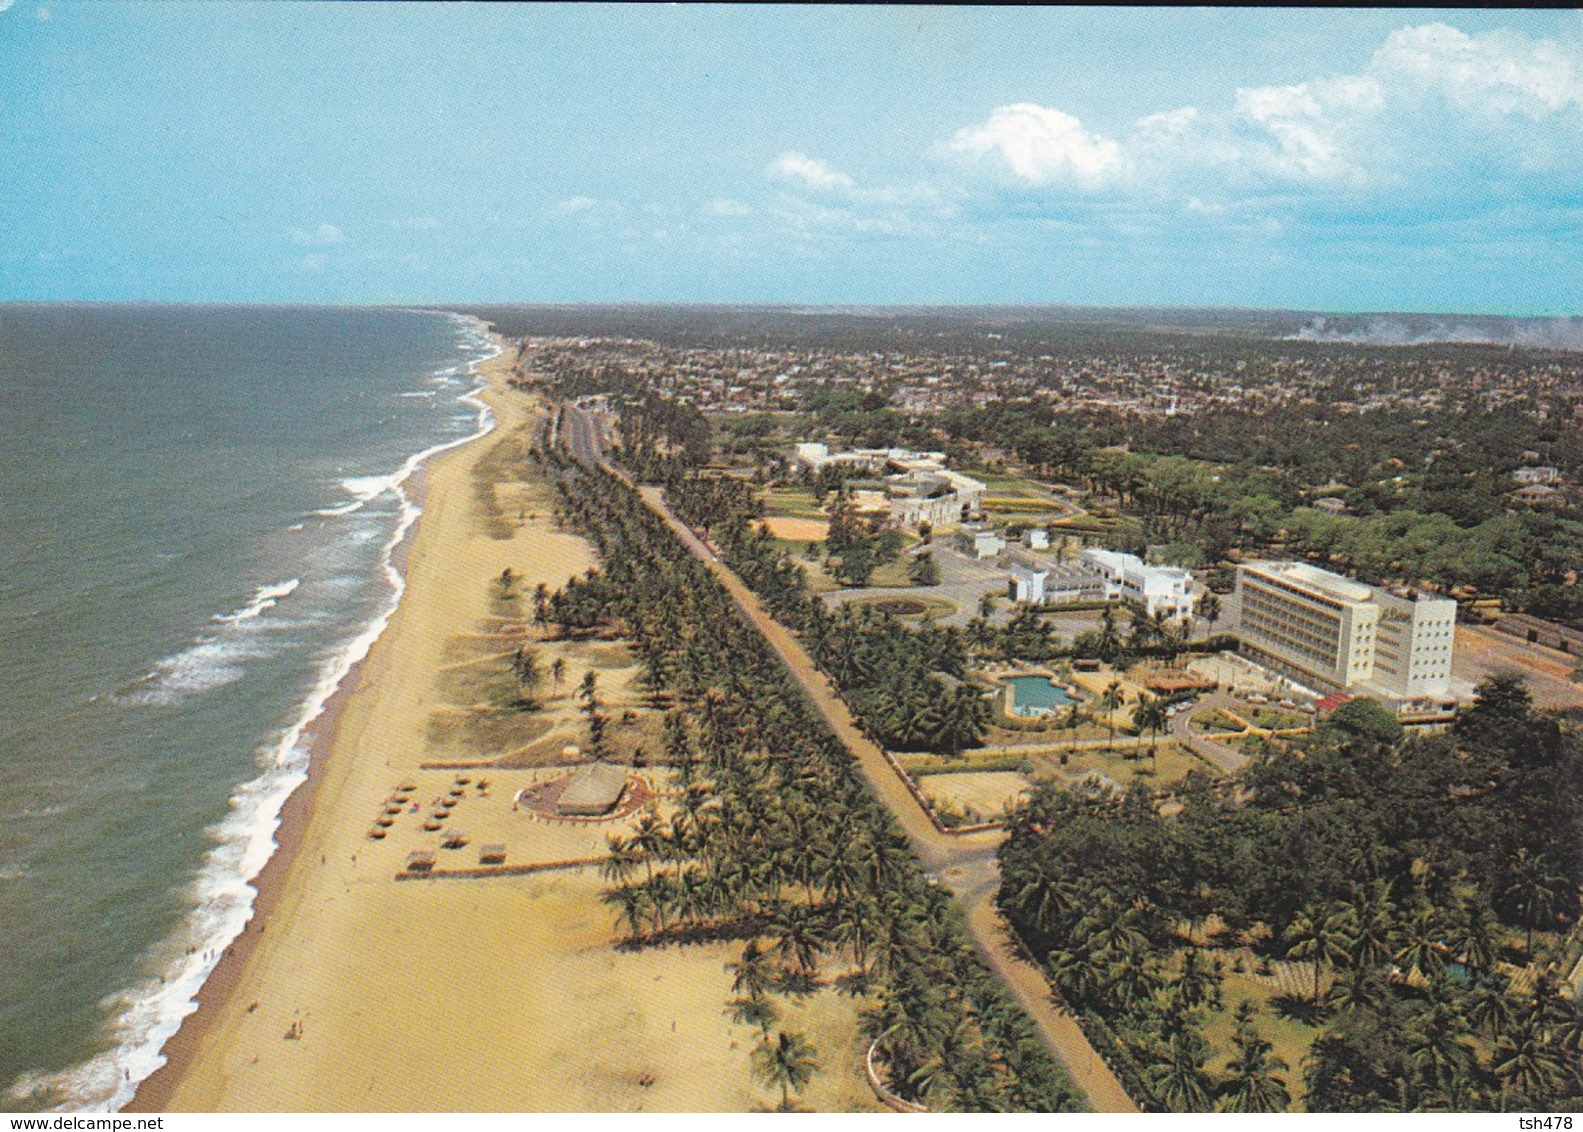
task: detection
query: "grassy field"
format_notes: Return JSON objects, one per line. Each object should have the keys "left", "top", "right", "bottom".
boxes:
{"left": 1034, "top": 740, "right": 1216, "bottom": 788}
{"left": 847, "top": 594, "right": 958, "bottom": 621}
{"left": 920, "top": 770, "right": 1034, "bottom": 824}
{"left": 1191, "top": 709, "right": 1247, "bottom": 735}
{"left": 1173, "top": 948, "right": 1321, "bottom": 1111}
{"left": 761, "top": 485, "right": 826, "bottom": 519}
{"left": 1243, "top": 707, "right": 1311, "bottom": 731}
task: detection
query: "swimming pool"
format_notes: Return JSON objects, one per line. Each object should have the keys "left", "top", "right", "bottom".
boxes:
{"left": 1003, "top": 675, "right": 1075, "bottom": 717}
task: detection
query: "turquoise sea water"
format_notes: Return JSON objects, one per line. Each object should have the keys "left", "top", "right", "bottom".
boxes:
{"left": 0, "top": 305, "right": 495, "bottom": 1111}
{"left": 1002, "top": 675, "right": 1074, "bottom": 717}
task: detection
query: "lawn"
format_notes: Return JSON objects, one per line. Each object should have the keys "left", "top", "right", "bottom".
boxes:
{"left": 761, "top": 485, "right": 826, "bottom": 519}
{"left": 1191, "top": 709, "right": 1248, "bottom": 735}
{"left": 1189, "top": 951, "right": 1322, "bottom": 1110}
{"left": 1244, "top": 707, "right": 1311, "bottom": 731}
{"left": 1037, "top": 740, "right": 1217, "bottom": 788}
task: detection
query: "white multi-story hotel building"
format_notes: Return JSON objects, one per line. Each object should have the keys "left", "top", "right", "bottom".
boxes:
{"left": 1234, "top": 560, "right": 1455, "bottom": 699}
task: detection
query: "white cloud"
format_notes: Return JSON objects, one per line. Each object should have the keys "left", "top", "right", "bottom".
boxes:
{"left": 1136, "top": 106, "right": 1199, "bottom": 135}
{"left": 547, "top": 196, "right": 600, "bottom": 217}
{"left": 1230, "top": 77, "right": 1381, "bottom": 184}
{"left": 287, "top": 222, "right": 345, "bottom": 246}
{"left": 768, "top": 151, "right": 857, "bottom": 192}
{"left": 934, "top": 21, "right": 1583, "bottom": 211}
{"left": 390, "top": 216, "right": 441, "bottom": 230}
{"left": 705, "top": 198, "right": 752, "bottom": 217}
{"left": 947, "top": 103, "right": 1125, "bottom": 188}
{"left": 1373, "top": 22, "right": 1583, "bottom": 118}
{"left": 0, "top": 1, "right": 16, "bottom": 15}
{"left": 298, "top": 253, "right": 329, "bottom": 271}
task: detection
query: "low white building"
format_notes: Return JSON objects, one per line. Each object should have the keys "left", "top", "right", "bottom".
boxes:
{"left": 1024, "top": 528, "right": 1050, "bottom": 550}
{"left": 1007, "top": 554, "right": 1049, "bottom": 603}
{"left": 957, "top": 524, "right": 1006, "bottom": 560}
{"left": 1080, "top": 548, "right": 1197, "bottom": 622}
{"left": 796, "top": 442, "right": 984, "bottom": 527}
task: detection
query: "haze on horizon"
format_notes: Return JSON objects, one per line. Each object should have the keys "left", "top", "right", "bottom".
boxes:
{"left": 3, "top": 4, "right": 1582, "bottom": 316}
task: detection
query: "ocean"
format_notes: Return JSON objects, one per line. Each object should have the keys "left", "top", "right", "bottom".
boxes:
{"left": 0, "top": 305, "right": 496, "bottom": 1112}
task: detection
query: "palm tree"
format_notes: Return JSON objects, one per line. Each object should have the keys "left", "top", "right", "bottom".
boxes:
{"left": 1505, "top": 848, "right": 1566, "bottom": 954}
{"left": 1174, "top": 948, "right": 1221, "bottom": 1012}
{"left": 1217, "top": 1005, "right": 1290, "bottom": 1112}
{"left": 1099, "top": 680, "right": 1124, "bottom": 751}
{"left": 751, "top": 1030, "right": 822, "bottom": 1110}
{"left": 1147, "top": 1026, "right": 1215, "bottom": 1112}
{"left": 631, "top": 808, "right": 666, "bottom": 882}
{"left": 727, "top": 939, "right": 775, "bottom": 1001}
{"left": 1326, "top": 965, "right": 1387, "bottom": 1016}
{"left": 1450, "top": 897, "right": 1497, "bottom": 979}
{"left": 600, "top": 832, "right": 643, "bottom": 885}
{"left": 1406, "top": 999, "right": 1475, "bottom": 1099}
{"left": 1284, "top": 902, "right": 1353, "bottom": 1004}
{"left": 1198, "top": 590, "right": 1221, "bottom": 633}
{"left": 1097, "top": 603, "right": 1120, "bottom": 663}
{"left": 1394, "top": 906, "right": 1449, "bottom": 986}
{"left": 1466, "top": 978, "right": 1515, "bottom": 1041}
{"left": 600, "top": 883, "right": 648, "bottom": 941}
{"left": 1064, "top": 703, "right": 1084, "bottom": 751}
{"left": 1338, "top": 879, "right": 1397, "bottom": 974}
{"left": 1009, "top": 861, "right": 1076, "bottom": 942}
{"left": 1492, "top": 1012, "right": 1566, "bottom": 1099}
{"left": 770, "top": 903, "right": 826, "bottom": 978}
{"left": 1133, "top": 692, "right": 1168, "bottom": 770}
{"left": 726, "top": 994, "right": 780, "bottom": 1037}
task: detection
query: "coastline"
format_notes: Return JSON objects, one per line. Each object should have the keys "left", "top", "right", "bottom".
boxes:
{"left": 124, "top": 331, "right": 507, "bottom": 1113}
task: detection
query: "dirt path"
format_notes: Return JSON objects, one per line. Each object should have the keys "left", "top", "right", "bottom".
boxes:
{"left": 553, "top": 408, "right": 1138, "bottom": 1112}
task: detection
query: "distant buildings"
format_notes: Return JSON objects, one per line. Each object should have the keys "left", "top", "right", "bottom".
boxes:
{"left": 1234, "top": 560, "right": 1455, "bottom": 700}
{"left": 1514, "top": 465, "right": 1561, "bottom": 485}
{"left": 797, "top": 442, "right": 986, "bottom": 530}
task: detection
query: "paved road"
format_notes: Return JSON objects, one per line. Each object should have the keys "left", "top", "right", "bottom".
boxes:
{"left": 559, "top": 403, "right": 1137, "bottom": 1113}
{"left": 1169, "top": 693, "right": 1251, "bottom": 774}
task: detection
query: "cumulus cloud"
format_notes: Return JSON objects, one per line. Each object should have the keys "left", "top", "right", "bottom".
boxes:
{"left": 947, "top": 103, "right": 1125, "bottom": 188}
{"left": 704, "top": 198, "right": 753, "bottom": 217}
{"left": 0, "top": 1, "right": 16, "bottom": 15}
{"left": 1229, "top": 76, "right": 1382, "bottom": 184}
{"left": 768, "top": 151, "right": 857, "bottom": 192}
{"left": 939, "top": 21, "right": 1583, "bottom": 206}
{"left": 287, "top": 222, "right": 345, "bottom": 246}
{"left": 1373, "top": 22, "right": 1583, "bottom": 118}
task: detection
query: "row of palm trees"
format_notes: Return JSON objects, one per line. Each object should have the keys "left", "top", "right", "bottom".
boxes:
{"left": 536, "top": 440, "right": 1080, "bottom": 1112}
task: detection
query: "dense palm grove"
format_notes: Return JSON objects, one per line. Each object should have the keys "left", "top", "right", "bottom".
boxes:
{"left": 536, "top": 443, "right": 1079, "bottom": 1111}
{"left": 998, "top": 682, "right": 1583, "bottom": 1111}
{"left": 630, "top": 451, "right": 995, "bottom": 756}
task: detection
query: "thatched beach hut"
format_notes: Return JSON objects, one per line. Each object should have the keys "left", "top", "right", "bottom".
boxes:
{"left": 555, "top": 762, "right": 628, "bottom": 817}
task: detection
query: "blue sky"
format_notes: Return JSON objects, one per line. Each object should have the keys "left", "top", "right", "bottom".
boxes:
{"left": 3, "top": 4, "right": 1581, "bottom": 312}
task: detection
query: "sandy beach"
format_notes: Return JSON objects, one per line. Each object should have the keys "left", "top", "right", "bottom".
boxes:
{"left": 127, "top": 342, "right": 878, "bottom": 1113}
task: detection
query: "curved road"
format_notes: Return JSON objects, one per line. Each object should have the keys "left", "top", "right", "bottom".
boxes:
{"left": 560, "top": 403, "right": 1137, "bottom": 1113}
